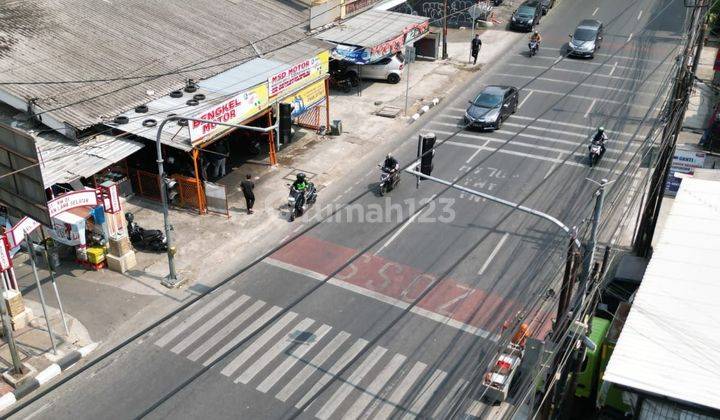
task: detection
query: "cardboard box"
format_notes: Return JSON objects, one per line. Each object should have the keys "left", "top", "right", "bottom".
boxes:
{"left": 109, "top": 235, "right": 132, "bottom": 257}
{"left": 106, "top": 251, "right": 136, "bottom": 273}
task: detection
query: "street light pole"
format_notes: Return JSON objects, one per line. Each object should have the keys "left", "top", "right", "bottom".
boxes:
{"left": 155, "top": 116, "right": 279, "bottom": 288}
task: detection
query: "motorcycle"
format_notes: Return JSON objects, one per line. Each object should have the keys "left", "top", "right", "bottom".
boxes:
{"left": 528, "top": 40, "right": 539, "bottom": 57}
{"left": 329, "top": 68, "right": 358, "bottom": 93}
{"left": 588, "top": 141, "right": 604, "bottom": 167}
{"left": 378, "top": 165, "right": 400, "bottom": 196}
{"left": 125, "top": 212, "right": 168, "bottom": 252}
{"left": 287, "top": 183, "right": 317, "bottom": 222}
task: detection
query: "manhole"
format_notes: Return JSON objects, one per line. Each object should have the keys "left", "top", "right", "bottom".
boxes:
{"left": 376, "top": 106, "right": 401, "bottom": 118}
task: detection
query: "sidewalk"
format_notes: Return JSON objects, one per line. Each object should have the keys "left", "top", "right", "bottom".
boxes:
{"left": 3, "top": 26, "right": 523, "bottom": 401}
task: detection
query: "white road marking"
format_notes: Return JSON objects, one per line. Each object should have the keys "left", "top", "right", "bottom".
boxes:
{"left": 504, "top": 63, "right": 660, "bottom": 84}
{"left": 584, "top": 99, "right": 597, "bottom": 118}
{"left": 528, "top": 52, "right": 663, "bottom": 64}
{"left": 315, "top": 346, "right": 388, "bottom": 419}
{"left": 518, "top": 91, "right": 533, "bottom": 108}
{"left": 188, "top": 300, "right": 266, "bottom": 362}
{"left": 220, "top": 311, "right": 298, "bottom": 377}
{"left": 543, "top": 152, "right": 565, "bottom": 179}
{"left": 235, "top": 317, "right": 316, "bottom": 385}
{"left": 465, "top": 399, "right": 485, "bottom": 417}
{"left": 293, "top": 225, "right": 303, "bottom": 233}
{"left": 170, "top": 295, "right": 250, "bottom": 354}
{"left": 609, "top": 61, "right": 618, "bottom": 77}
{"left": 627, "top": 32, "right": 633, "bottom": 43}
{"left": 433, "top": 379, "right": 468, "bottom": 418}
{"left": 401, "top": 370, "right": 448, "bottom": 419}
{"left": 375, "top": 193, "right": 438, "bottom": 255}
{"left": 478, "top": 233, "right": 509, "bottom": 275}
{"left": 372, "top": 362, "right": 428, "bottom": 419}
{"left": 494, "top": 73, "right": 653, "bottom": 95}
{"left": 637, "top": 10, "right": 643, "bottom": 20}
{"left": 256, "top": 324, "right": 333, "bottom": 393}
{"left": 466, "top": 148, "right": 482, "bottom": 163}
{"left": 295, "top": 339, "right": 369, "bottom": 409}
{"left": 592, "top": 7, "right": 599, "bottom": 16}
{"left": 501, "top": 122, "right": 588, "bottom": 139}
{"left": 264, "top": 258, "right": 493, "bottom": 338}
{"left": 155, "top": 289, "right": 235, "bottom": 348}
{"left": 24, "top": 402, "right": 51, "bottom": 420}
{"left": 203, "top": 305, "right": 284, "bottom": 366}
{"left": 280, "top": 234, "right": 291, "bottom": 243}
{"left": 554, "top": 55, "right": 563, "bottom": 64}
{"left": 344, "top": 353, "right": 408, "bottom": 418}
{"left": 276, "top": 331, "right": 351, "bottom": 402}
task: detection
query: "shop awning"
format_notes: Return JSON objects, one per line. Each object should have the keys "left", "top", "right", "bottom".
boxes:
{"left": 315, "top": 9, "right": 429, "bottom": 64}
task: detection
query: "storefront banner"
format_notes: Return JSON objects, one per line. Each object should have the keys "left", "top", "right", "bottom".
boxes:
{"left": 48, "top": 189, "right": 98, "bottom": 218}
{"left": 269, "top": 51, "right": 330, "bottom": 98}
{"left": 49, "top": 212, "right": 86, "bottom": 246}
{"left": 331, "top": 44, "right": 371, "bottom": 64}
{"left": 6, "top": 216, "right": 41, "bottom": 249}
{"left": 282, "top": 80, "right": 327, "bottom": 118}
{"left": 369, "top": 32, "right": 405, "bottom": 63}
{"left": 189, "top": 84, "right": 269, "bottom": 145}
{"left": 0, "top": 236, "right": 11, "bottom": 271}
{"left": 664, "top": 148, "right": 706, "bottom": 196}
{"left": 403, "top": 20, "right": 430, "bottom": 45}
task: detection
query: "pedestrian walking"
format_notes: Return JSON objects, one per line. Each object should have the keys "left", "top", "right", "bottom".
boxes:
{"left": 471, "top": 34, "right": 482, "bottom": 65}
{"left": 240, "top": 174, "right": 255, "bottom": 214}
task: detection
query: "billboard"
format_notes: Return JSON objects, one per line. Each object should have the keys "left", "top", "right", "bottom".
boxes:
{"left": 269, "top": 51, "right": 330, "bottom": 98}
{"left": 664, "top": 147, "right": 706, "bottom": 196}
{"left": 0, "top": 123, "right": 51, "bottom": 226}
{"left": 281, "top": 79, "right": 327, "bottom": 118}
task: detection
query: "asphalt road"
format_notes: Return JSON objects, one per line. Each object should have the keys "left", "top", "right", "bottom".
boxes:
{"left": 9, "top": 0, "right": 685, "bottom": 418}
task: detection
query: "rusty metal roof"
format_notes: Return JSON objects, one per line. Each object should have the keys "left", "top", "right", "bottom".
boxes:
{"left": 0, "top": 0, "right": 320, "bottom": 134}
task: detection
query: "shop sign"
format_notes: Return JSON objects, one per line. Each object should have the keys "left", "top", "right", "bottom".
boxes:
{"left": 403, "top": 20, "right": 430, "bottom": 45}
{"left": 281, "top": 80, "right": 327, "bottom": 118}
{"left": 331, "top": 44, "right": 370, "bottom": 64}
{"left": 345, "top": 0, "right": 380, "bottom": 15}
{"left": 664, "top": 148, "right": 706, "bottom": 196}
{"left": 47, "top": 190, "right": 99, "bottom": 218}
{"left": 369, "top": 33, "right": 405, "bottom": 63}
{"left": 100, "top": 183, "right": 121, "bottom": 214}
{"left": 0, "top": 236, "right": 11, "bottom": 271}
{"left": 269, "top": 51, "right": 330, "bottom": 98}
{"left": 6, "top": 216, "right": 41, "bottom": 249}
{"left": 189, "top": 84, "right": 269, "bottom": 145}
{"left": 50, "top": 214, "right": 86, "bottom": 246}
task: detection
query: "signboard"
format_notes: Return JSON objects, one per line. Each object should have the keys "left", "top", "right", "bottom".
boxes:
{"left": 269, "top": 51, "right": 330, "bottom": 98}
{"left": 0, "top": 236, "right": 11, "bottom": 271}
{"left": 281, "top": 79, "right": 327, "bottom": 118}
{"left": 50, "top": 211, "right": 86, "bottom": 246}
{"left": 403, "top": 20, "right": 430, "bottom": 45}
{"left": 344, "top": 0, "right": 380, "bottom": 15}
{"left": 405, "top": 46, "right": 416, "bottom": 64}
{"left": 47, "top": 189, "right": 98, "bottom": 218}
{"left": 0, "top": 123, "right": 51, "bottom": 226}
{"left": 189, "top": 83, "right": 269, "bottom": 145}
{"left": 6, "top": 216, "right": 41, "bottom": 248}
{"left": 664, "top": 148, "right": 706, "bottom": 196}
{"left": 370, "top": 33, "right": 405, "bottom": 63}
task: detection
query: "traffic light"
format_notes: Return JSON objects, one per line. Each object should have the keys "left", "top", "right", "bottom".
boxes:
{"left": 163, "top": 176, "right": 179, "bottom": 203}
{"left": 279, "top": 103, "right": 292, "bottom": 144}
{"left": 420, "top": 133, "right": 436, "bottom": 176}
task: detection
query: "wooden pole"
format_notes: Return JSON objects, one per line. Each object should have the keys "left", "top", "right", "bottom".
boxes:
{"left": 267, "top": 111, "right": 277, "bottom": 166}
{"left": 325, "top": 78, "right": 331, "bottom": 129}
{"left": 191, "top": 149, "right": 205, "bottom": 214}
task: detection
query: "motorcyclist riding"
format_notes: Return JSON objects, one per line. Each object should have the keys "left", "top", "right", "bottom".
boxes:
{"left": 382, "top": 153, "right": 399, "bottom": 173}
{"left": 590, "top": 126, "right": 607, "bottom": 154}
{"left": 292, "top": 173, "right": 308, "bottom": 191}
{"left": 530, "top": 31, "right": 542, "bottom": 44}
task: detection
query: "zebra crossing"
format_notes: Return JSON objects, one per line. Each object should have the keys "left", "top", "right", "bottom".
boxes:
{"left": 153, "top": 290, "right": 484, "bottom": 419}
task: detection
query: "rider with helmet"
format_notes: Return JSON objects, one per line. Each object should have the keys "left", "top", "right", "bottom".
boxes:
{"left": 591, "top": 126, "right": 608, "bottom": 154}
{"left": 382, "top": 153, "right": 399, "bottom": 173}
{"left": 292, "top": 173, "right": 308, "bottom": 191}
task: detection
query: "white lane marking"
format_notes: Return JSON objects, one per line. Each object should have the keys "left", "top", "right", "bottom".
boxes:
{"left": 465, "top": 399, "right": 485, "bottom": 417}
{"left": 518, "top": 91, "right": 534, "bottom": 108}
{"left": 433, "top": 379, "right": 468, "bottom": 418}
{"left": 584, "top": 99, "right": 597, "bottom": 118}
{"left": 373, "top": 362, "right": 428, "bottom": 419}
{"left": 203, "top": 305, "right": 284, "bottom": 366}
{"left": 256, "top": 324, "right": 333, "bottom": 393}
{"left": 401, "top": 370, "right": 448, "bottom": 419}
{"left": 235, "top": 317, "right": 316, "bottom": 385}
{"left": 295, "top": 339, "right": 369, "bottom": 409}
{"left": 276, "top": 331, "right": 351, "bottom": 402}
{"left": 637, "top": 10, "right": 643, "bottom": 20}
{"left": 170, "top": 295, "right": 250, "bottom": 354}
{"left": 24, "top": 402, "right": 51, "bottom": 420}
{"left": 280, "top": 234, "right": 291, "bottom": 243}
{"left": 466, "top": 148, "right": 482, "bottom": 163}
{"left": 609, "top": 61, "right": 618, "bottom": 76}
{"left": 627, "top": 32, "right": 633, "bottom": 43}
{"left": 375, "top": 193, "right": 438, "bottom": 255}
{"left": 525, "top": 52, "right": 663, "bottom": 64}
{"left": 155, "top": 289, "right": 235, "bottom": 348}
{"left": 188, "top": 300, "right": 266, "bottom": 362}
{"left": 478, "top": 233, "right": 509, "bottom": 276}
{"left": 592, "top": 7, "right": 599, "bottom": 15}
{"left": 293, "top": 225, "right": 303, "bottom": 233}
{"left": 315, "top": 346, "right": 388, "bottom": 419}
{"left": 502, "top": 122, "right": 588, "bottom": 139}
{"left": 494, "top": 73, "right": 653, "bottom": 95}
{"left": 220, "top": 311, "right": 298, "bottom": 377}
{"left": 344, "top": 353, "right": 408, "bottom": 418}
{"left": 554, "top": 55, "right": 563, "bottom": 64}
{"left": 544, "top": 152, "right": 565, "bottom": 180}
{"left": 264, "top": 258, "right": 493, "bottom": 338}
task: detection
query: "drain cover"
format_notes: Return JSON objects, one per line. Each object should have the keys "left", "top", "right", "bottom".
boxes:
{"left": 376, "top": 106, "right": 401, "bottom": 118}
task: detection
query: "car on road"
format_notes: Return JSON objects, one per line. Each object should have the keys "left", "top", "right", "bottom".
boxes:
{"left": 347, "top": 54, "right": 404, "bottom": 84}
{"left": 509, "top": 1, "right": 542, "bottom": 32}
{"left": 567, "top": 19, "right": 604, "bottom": 58}
{"left": 539, "top": 0, "right": 555, "bottom": 15}
{"left": 464, "top": 85, "right": 519, "bottom": 130}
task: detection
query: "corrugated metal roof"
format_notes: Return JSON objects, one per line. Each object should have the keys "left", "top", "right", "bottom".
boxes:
{"left": 603, "top": 177, "right": 720, "bottom": 411}
{"left": 0, "top": 0, "right": 319, "bottom": 130}
{"left": 315, "top": 9, "right": 427, "bottom": 47}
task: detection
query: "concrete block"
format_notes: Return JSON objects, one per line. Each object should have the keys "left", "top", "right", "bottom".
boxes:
{"left": 2, "top": 363, "right": 37, "bottom": 389}
{"left": 108, "top": 235, "right": 131, "bottom": 257}
{"left": 3, "top": 290, "right": 25, "bottom": 317}
{"left": 106, "top": 251, "right": 136, "bottom": 274}
{"left": 9, "top": 308, "right": 32, "bottom": 331}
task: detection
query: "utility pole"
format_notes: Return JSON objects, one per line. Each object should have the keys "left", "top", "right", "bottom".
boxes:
{"left": 581, "top": 179, "right": 611, "bottom": 286}
{"left": 442, "top": 0, "right": 448, "bottom": 60}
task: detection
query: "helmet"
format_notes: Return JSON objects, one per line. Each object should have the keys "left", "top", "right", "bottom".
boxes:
{"left": 598, "top": 126, "right": 605, "bottom": 133}
{"left": 296, "top": 173, "right": 306, "bottom": 181}
{"left": 125, "top": 212, "right": 134, "bottom": 223}
{"left": 386, "top": 153, "right": 393, "bottom": 159}
{"left": 534, "top": 31, "right": 539, "bottom": 36}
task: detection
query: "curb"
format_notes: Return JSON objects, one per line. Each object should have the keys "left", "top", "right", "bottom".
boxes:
{"left": 410, "top": 98, "right": 441, "bottom": 123}
{"left": 0, "top": 343, "right": 98, "bottom": 412}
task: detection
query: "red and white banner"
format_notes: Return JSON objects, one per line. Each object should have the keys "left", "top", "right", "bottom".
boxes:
{"left": 269, "top": 51, "right": 330, "bottom": 98}
{"left": 6, "top": 216, "right": 41, "bottom": 249}
{"left": 47, "top": 189, "right": 98, "bottom": 218}
{"left": 0, "top": 236, "right": 11, "bottom": 271}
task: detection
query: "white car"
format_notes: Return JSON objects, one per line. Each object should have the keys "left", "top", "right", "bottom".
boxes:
{"left": 348, "top": 55, "right": 404, "bottom": 84}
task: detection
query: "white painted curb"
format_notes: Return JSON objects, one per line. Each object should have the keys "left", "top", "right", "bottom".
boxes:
{"left": 409, "top": 98, "right": 442, "bottom": 123}
{"left": 0, "top": 393, "right": 17, "bottom": 412}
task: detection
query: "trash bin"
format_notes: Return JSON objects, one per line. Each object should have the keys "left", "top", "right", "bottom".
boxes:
{"left": 331, "top": 120, "right": 343, "bottom": 136}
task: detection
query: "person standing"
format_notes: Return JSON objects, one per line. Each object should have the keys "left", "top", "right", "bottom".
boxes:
{"left": 240, "top": 174, "right": 255, "bottom": 214}
{"left": 471, "top": 34, "right": 482, "bottom": 65}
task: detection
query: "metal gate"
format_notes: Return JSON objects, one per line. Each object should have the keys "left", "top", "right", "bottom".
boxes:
{"left": 295, "top": 100, "right": 327, "bottom": 131}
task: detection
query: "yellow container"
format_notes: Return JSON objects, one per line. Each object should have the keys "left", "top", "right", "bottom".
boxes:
{"left": 86, "top": 246, "right": 106, "bottom": 265}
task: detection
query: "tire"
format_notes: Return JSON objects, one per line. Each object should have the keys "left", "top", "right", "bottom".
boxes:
{"left": 379, "top": 184, "right": 385, "bottom": 196}
{"left": 496, "top": 117, "right": 503, "bottom": 130}
{"left": 348, "top": 73, "right": 359, "bottom": 87}
{"left": 387, "top": 73, "right": 401, "bottom": 84}
{"left": 289, "top": 212, "right": 295, "bottom": 222}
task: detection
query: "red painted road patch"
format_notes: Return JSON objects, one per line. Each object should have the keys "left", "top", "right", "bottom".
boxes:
{"left": 268, "top": 235, "right": 545, "bottom": 338}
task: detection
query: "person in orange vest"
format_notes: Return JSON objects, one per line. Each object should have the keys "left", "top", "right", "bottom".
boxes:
{"left": 511, "top": 323, "right": 530, "bottom": 347}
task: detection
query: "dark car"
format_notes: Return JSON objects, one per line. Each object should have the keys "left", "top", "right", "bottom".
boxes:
{"left": 567, "top": 19, "right": 604, "bottom": 58}
{"left": 510, "top": 1, "right": 542, "bottom": 32}
{"left": 539, "top": 0, "right": 555, "bottom": 15}
{"left": 464, "top": 85, "right": 519, "bottom": 130}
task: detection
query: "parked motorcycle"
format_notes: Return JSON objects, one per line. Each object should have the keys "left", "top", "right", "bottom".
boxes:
{"left": 329, "top": 68, "right": 358, "bottom": 93}
{"left": 528, "top": 40, "right": 539, "bottom": 57}
{"left": 378, "top": 165, "right": 400, "bottom": 196}
{"left": 287, "top": 183, "right": 317, "bottom": 222}
{"left": 125, "top": 212, "right": 168, "bottom": 252}
{"left": 588, "top": 141, "right": 605, "bottom": 167}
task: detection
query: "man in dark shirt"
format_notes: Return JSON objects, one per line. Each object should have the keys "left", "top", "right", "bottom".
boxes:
{"left": 471, "top": 34, "right": 482, "bottom": 64}
{"left": 240, "top": 174, "right": 255, "bottom": 214}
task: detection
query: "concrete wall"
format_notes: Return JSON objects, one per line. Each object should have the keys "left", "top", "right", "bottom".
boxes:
{"left": 391, "top": 0, "right": 482, "bottom": 28}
